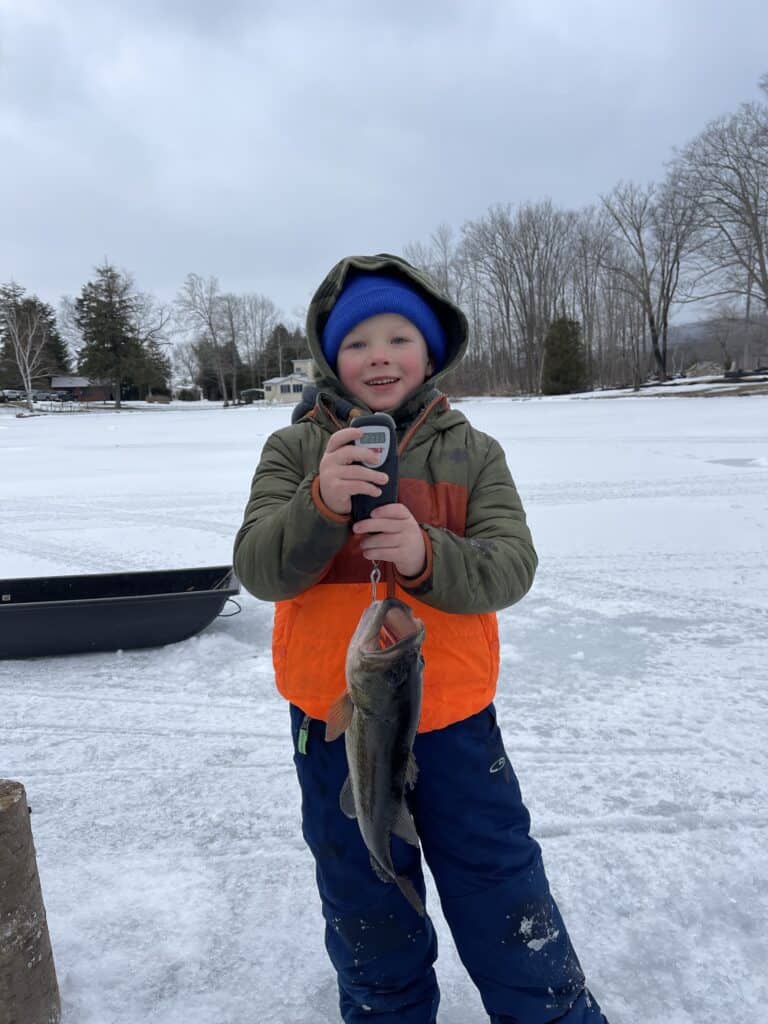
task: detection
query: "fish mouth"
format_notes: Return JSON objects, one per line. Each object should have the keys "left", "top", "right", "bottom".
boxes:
{"left": 361, "top": 599, "right": 423, "bottom": 654}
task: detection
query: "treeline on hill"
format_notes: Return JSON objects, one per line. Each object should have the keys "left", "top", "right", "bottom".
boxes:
{"left": 2, "top": 73, "right": 766, "bottom": 403}
{"left": 405, "top": 72, "right": 768, "bottom": 395}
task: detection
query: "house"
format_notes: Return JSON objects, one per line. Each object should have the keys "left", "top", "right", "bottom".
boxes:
{"left": 262, "top": 375, "right": 309, "bottom": 403}
{"left": 262, "top": 358, "right": 315, "bottom": 404}
{"left": 48, "top": 376, "right": 112, "bottom": 402}
{"left": 291, "top": 358, "right": 315, "bottom": 379}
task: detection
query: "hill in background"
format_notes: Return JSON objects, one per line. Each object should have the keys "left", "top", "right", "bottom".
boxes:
{"left": 668, "top": 315, "right": 768, "bottom": 373}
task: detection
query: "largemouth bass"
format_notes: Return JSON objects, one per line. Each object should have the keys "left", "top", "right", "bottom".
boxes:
{"left": 325, "top": 597, "right": 426, "bottom": 916}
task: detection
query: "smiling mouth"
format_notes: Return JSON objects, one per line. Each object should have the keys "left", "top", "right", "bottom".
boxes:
{"left": 365, "top": 377, "right": 400, "bottom": 386}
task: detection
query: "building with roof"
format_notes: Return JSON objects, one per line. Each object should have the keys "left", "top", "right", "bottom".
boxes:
{"left": 48, "top": 376, "right": 113, "bottom": 401}
{"left": 261, "top": 359, "right": 315, "bottom": 404}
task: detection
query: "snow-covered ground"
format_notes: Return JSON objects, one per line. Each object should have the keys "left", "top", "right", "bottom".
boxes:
{"left": 1, "top": 395, "right": 766, "bottom": 1024}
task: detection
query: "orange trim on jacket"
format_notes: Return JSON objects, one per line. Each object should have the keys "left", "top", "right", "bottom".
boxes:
{"left": 272, "top": 582, "right": 499, "bottom": 733}
{"left": 276, "top": 471, "right": 500, "bottom": 732}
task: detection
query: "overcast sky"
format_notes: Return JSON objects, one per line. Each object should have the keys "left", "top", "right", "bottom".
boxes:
{"left": 2, "top": 0, "right": 767, "bottom": 324}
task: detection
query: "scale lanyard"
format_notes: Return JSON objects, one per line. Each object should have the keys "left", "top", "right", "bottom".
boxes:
{"left": 370, "top": 561, "right": 381, "bottom": 603}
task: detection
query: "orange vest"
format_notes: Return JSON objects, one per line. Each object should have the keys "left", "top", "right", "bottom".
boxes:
{"left": 272, "top": 476, "right": 500, "bottom": 733}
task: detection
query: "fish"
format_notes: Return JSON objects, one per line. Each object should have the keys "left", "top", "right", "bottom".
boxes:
{"left": 325, "top": 597, "right": 426, "bottom": 916}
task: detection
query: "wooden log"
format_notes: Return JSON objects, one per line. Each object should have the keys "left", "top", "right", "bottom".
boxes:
{"left": 0, "top": 780, "right": 61, "bottom": 1024}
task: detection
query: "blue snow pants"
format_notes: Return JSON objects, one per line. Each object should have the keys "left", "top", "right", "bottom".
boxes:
{"left": 290, "top": 703, "right": 608, "bottom": 1024}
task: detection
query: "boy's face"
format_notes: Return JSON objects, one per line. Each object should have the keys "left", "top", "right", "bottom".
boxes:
{"left": 336, "top": 313, "right": 433, "bottom": 411}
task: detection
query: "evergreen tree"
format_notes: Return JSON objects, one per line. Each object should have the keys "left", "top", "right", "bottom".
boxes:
{"left": 192, "top": 338, "right": 222, "bottom": 399}
{"left": 174, "top": 274, "right": 232, "bottom": 405}
{"left": 43, "top": 320, "right": 71, "bottom": 377}
{"left": 191, "top": 337, "right": 247, "bottom": 401}
{"left": 221, "top": 338, "right": 247, "bottom": 401}
{"left": 262, "top": 322, "right": 310, "bottom": 381}
{"left": 0, "top": 283, "right": 25, "bottom": 387}
{"left": 74, "top": 262, "right": 169, "bottom": 407}
{"left": 127, "top": 339, "right": 173, "bottom": 400}
{"left": 541, "top": 317, "right": 588, "bottom": 395}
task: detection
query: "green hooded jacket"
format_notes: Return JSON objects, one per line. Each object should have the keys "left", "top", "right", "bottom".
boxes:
{"left": 234, "top": 254, "right": 538, "bottom": 729}
{"left": 233, "top": 253, "right": 538, "bottom": 616}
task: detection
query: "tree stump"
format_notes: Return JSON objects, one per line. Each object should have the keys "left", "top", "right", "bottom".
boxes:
{"left": 0, "top": 781, "right": 61, "bottom": 1024}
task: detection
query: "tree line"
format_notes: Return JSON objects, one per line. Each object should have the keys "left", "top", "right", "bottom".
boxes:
{"left": 0, "top": 265, "right": 308, "bottom": 410}
{"left": 2, "top": 73, "right": 766, "bottom": 405}
{"left": 172, "top": 273, "right": 306, "bottom": 406}
{"left": 405, "top": 72, "right": 768, "bottom": 394}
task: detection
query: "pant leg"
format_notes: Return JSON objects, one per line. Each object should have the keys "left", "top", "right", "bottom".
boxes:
{"left": 289, "top": 705, "right": 440, "bottom": 1024}
{"left": 410, "top": 706, "right": 608, "bottom": 1024}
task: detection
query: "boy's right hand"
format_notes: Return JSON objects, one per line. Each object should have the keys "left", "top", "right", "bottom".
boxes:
{"left": 318, "top": 427, "right": 389, "bottom": 517}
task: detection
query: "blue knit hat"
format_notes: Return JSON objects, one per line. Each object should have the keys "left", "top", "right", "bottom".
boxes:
{"left": 321, "top": 272, "right": 447, "bottom": 372}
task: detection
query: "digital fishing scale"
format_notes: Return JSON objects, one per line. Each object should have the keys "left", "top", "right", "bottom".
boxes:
{"left": 350, "top": 413, "right": 399, "bottom": 523}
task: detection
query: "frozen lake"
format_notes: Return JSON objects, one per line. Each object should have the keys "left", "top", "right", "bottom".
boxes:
{"left": 1, "top": 394, "right": 766, "bottom": 1023}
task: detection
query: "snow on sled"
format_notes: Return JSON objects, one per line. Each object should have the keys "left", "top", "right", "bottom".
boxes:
{"left": 0, "top": 565, "right": 240, "bottom": 659}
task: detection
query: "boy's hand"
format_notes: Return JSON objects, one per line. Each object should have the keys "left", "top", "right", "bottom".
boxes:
{"left": 318, "top": 427, "right": 389, "bottom": 516}
{"left": 353, "top": 504, "right": 427, "bottom": 578}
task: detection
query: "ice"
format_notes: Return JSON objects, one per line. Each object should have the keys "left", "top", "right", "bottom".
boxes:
{"left": 1, "top": 394, "right": 766, "bottom": 1023}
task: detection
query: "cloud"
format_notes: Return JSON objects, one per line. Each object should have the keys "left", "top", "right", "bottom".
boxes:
{"left": 1, "top": 0, "right": 766, "bottom": 316}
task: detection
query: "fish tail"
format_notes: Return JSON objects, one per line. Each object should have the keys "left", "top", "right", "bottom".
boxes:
{"left": 396, "top": 875, "right": 426, "bottom": 917}
{"left": 369, "top": 855, "right": 426, "bottom": 917}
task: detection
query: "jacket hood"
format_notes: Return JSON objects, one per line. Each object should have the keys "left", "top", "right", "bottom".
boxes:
{"left": 305, "top": 254, "right": 469, "bottom": 414}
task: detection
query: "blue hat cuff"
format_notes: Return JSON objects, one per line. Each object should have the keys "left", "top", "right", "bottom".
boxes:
{"left": 321, "top": 274, "right": 446, "bottom": 372}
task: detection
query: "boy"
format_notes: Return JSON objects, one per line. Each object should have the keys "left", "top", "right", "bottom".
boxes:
{"left": 233, "top": 254, "right": 608, "bottom": 1024}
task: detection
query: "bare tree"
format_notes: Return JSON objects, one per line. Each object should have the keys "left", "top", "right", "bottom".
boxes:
{"left": 133, "top": 292, "right": 172, "bottom": 349}
{"left": 458, "top": 255, "right": 496, "bottom": 393}
{"left": 220, "top": 292, "right": 245, "bottom": 401}
{"left": 471, "top": 200, "right": 574, "bottom": 392}
{"left": 600, "top": 252, "right": 650, "bottom": 388}
{"left": 601, "top": 180, "right": 699, "bottom": 378}
{"left": 175, "top": 274, "right": 230, "bottom": 405}
{"left": 406, "top": 224, "right": 468, "bottom": 304}
{"left": 1, "top": 283, "right": 52, "bottom": 411}
{"left": 520, "top": 202, "right": 575, "bottom": 391}
{"left": 461, "top": 205, "right": 520, "bottom": 390}
{"left": 402, "top": 239, "right": 433, "bottom": 277}
{"left": 241, "top": 293, "right": 279, "bottom": 387}
{"left": 707, "top": 304, "right": 742, "bottom": 372}
{"left": 568, "top": 207, "right": 619, "bottom": 387}
{"left": 172, "top": 340, "right": 200, "bottom": 388}
{"left": 405, "top": 227, "right": 488, "bottom": 393}
{"left": 673, "top": 98, "right": 768, "bottom": 313}
{"left": 57, "top": 295, "right": 82, "bottom": 357}
{"left": 401, "top": 73, "right": 768, "bottom": 393}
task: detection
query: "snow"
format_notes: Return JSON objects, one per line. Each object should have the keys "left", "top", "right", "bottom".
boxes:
{"left": 1, "top": 395, "right": 766, "bottom": 1024}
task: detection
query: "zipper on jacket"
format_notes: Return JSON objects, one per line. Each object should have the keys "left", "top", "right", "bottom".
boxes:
{"left": 297, "top": 714, "right": 312, "bottom": 755}
{"left": 397, "top": 393, "right": 449, "bottom": 455}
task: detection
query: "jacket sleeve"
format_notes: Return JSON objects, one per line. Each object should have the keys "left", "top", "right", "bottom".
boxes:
{"left": 394, "top": 436, "right": 537, "bottom": 614}
{"left": 233, "top": 429, "right": 351, "bottom": 601}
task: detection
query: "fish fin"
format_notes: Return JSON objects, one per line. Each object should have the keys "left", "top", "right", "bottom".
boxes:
{"left": 339, "top": 776, "right": 357, "bottom": 819}
{"left": 405, "top": 751, "right": 419, "bottom": 789}
{"left": 395, "top": 875, "right": 426, "bottom": 917}
{"left": 369, "top": 854, "right": 392, "bottom": 883}
{"left": 325, "top": 693, "right": 353, "bottom": 742}
{"left": 392, "top": 802, "right": 420, "bottom": 847}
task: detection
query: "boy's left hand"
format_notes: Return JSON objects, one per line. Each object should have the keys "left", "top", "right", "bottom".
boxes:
{"left": 353, "top": 504, "right": 427, "bottom": 578}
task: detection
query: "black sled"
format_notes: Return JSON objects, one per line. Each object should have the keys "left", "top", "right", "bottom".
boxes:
{"left": 0, "top": 565, "right": 239, "bottom": 659}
